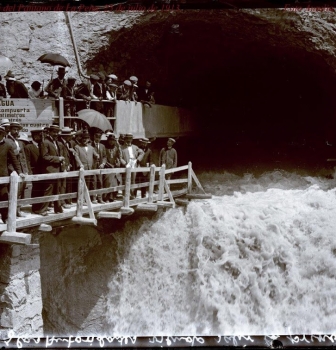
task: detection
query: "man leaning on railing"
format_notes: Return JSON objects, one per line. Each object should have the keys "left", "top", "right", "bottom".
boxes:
{"left": 0, "top": 126, "right": 22, "bottom": 224}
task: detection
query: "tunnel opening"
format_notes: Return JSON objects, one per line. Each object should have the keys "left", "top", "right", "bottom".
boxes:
{"left": 87, "top": 11, "right": 336, "bottom": 172}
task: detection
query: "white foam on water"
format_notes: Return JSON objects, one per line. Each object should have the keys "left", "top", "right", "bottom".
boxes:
{"left": 105, "top": 170, "right": 336, "bottom": 336}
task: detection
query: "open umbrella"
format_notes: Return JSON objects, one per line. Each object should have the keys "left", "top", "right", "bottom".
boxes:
{"left": 76, "top": 109, "right": 112, "bottom": 133}
{"left": 38, "top": 53, "right": 71, "bottom": 80}
{"left": 37, "top": 53, "right": 70, "bottom": 67}
{"left": 0, "top": 55, "right": 12, "bottom": 76}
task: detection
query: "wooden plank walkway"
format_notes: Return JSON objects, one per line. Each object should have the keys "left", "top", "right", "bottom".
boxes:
{"left": 0, "top": 162, "right": 211, "bottom": 245}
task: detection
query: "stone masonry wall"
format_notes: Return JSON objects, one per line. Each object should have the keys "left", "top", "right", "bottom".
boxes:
{"left": 0, "top": 244, "right": 43, "bottom": 338}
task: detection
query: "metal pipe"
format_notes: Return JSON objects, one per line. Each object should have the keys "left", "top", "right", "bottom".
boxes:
{"left": 65, "top": 11, "right": 89, "bottom": 80}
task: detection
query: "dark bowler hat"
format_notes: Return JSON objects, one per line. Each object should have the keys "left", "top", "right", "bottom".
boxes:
{"left": 58, "top": 66, "right": 66, "bottom": 72}
{"left": 67, "top": 76, "right": 76, "bottom": 82}
{"left": 5, "top": 71, "right": 15, "bottom": 80}
{"left": 30, "top": 128, "right": 43, "bottom": 134}
{"left": 31, "top": 81, "right": 42, "bottom": 90}
{"left": 140, "top": 137, "right": 151, "bottom": 143}
{"left": 0, "top": 126, "right": 7, "bottom": 135}
{"left": 59, "top": 127, "right": 73, "bottom": 136}
{"left": 48, "top": 124, "right": 60, "bottom": 131}
{"left": 10, "top": 122, "right": 22, "bottom": 129}
{"left": 168, "top": 138, "right": 176, "bottom": 143}
{"left": 90, "top": 74, "right": 99, "bottom": 81}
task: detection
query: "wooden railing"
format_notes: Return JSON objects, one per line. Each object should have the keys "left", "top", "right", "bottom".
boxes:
{"left": 0, "top": 162, "right": 207, "bottom": 245}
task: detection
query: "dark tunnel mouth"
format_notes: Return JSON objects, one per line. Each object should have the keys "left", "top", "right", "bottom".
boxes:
{"left": 87, "top": 11, "right": 336, "bottom": 173}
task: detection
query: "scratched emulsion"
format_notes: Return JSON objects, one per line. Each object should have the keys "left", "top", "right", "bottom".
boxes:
{"left": 106, "top": 171, "right": 336, "bottom": 335}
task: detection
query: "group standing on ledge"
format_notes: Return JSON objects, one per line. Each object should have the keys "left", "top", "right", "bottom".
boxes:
{"left": 0, "top": 118, "right": 177, "bottom": 222}
{"left": 0, "top": 67, "right": 155, "bottom": 122}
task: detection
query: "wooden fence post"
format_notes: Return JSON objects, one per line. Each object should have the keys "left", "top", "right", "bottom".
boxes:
{"left": 158, "top": 164, "right": 165, "bottom": 201}
{"left": 120, "top": 165, "right": 134, "bottom": 215}
{"left": 7, "top": 171, "right": 19, "bottom": 233}
{"left": 123, "top": 165, "right": 131, "bottom": 208}
{"left": 72, "top": 168, "right": 97, "bottom": 225}
{"left": 59, "top": 97, "right": 64, "bottom": 128}
{"left": 148, "top": 164, "right": 155, "bottom": 203}
{"left": 188, "top": 161, "right": 192, "bottom": 194}
{"left": 76, "top": 167, "right": 85, "bottom": 217}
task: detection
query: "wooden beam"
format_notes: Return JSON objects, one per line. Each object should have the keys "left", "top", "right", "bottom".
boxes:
{"left": 164, "top": 179, "right": 175, "bottom": 207}
{"left": 0, "top": 231, "right": 31, "bottom": 245}
{"left": 71, "top": 217, "right": 97, "bottom": 225}
{"left": 165, "top": 165, "right": 188, "bottom": 174}
{"left": 17, "top": 192, "right": 78, "bottom": 207}
{"left": 97, "top": 211, "right": 122, "bottom": 219}
{"left": 76, "top": 167, "right": 85, "bottom": 218}
{"left": 7, "top": 172, "right": 18, "bottom": 233}
{"left": 38, "top": 224, "right": 52, "bottom": 232}
{"left": 188, "top": 161, "right": 192, "bottom": 194}
{"left": 158, "top": 164, "right": 165, "bottom": 201}
{"left": 136, "top": 203, "right": 158, "bottom": 212}
{"left": 59, "top": 97, "right": 64, "bottom": 128}
{"left": 148, "top": 164, "right": 155, "bottom": 203}
{"left": 191, "top": 169, "right": 206, "bottom": 194}
{"left": 157, "top": 201, "right": 175, "bottom": 208}
{"left": 0, "top": 176, "right": 10, "bottom": 185}
{"left": 24, "top": 171, "right": 79, "bottom": 182}
{"left": 185, "top": 193, "right": 212, "bottom": 199}
{"left": 83, "top": 182, "right": 96, "bottom": 222}
{"left": 166, "top": 179, "right": 188, "bottom": 184}
{"left": 123, "top": 165, "right": 132, "bottom": 208}
{"left": 175, "top": 199, "right": 189, "bottom": 206}
{"left": 120, "top": 207, "right": 134, "bottom": 215}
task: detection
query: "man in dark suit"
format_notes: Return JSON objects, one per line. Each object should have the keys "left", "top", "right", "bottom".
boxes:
{"left": 6, "top": 122, "right": 29, "bottom": 217}
{"left": 34, "top": 125, "right": 65, "bottom": 215}
{"left": 75, "top": 74, "right": 99, "bottom": 112}
{"left": 25, "top": 128, "right": 44, "bottom": 214}
{"left": 91, "top": 72, "right": 106, "bottom": 113}
{"left": 138, "top": 81, "right": 155, "bottom": 105}
{"left": 120, "top": 133, "right": 144, "bottom": 198}
{"left": 74, "top": 130, "right": 99, "bottom": 198}
{"left": 137, "top": 138, "right": 154, "bottom": 198}
{"left": 58, "top": 127, "right": 82, "bottom": 209}
{"left": 45, "top": 67, "right": 66, "bottom": 99}
{"left": 61, "top": 77, "right": 77, "bottom": 127}
{"left": 24, "top": 128, "right": 42, "bottom": 175}
{"left": 0, "top": 126, "right": 22, "bottom": 223}
{"left": 5, "top": 71, "right": 29, "bottom": 98}
{"left": 91, "top": 130, "right": 106, "bottom": 204}
{"left": 0, "top": 76, "right": 7, "bottom": 98}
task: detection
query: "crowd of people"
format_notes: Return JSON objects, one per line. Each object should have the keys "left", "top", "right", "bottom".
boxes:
{"left": 0, "top": 119, "right": 177, "bottom": 222}
{"left": 0, "top": 67, "right": 156, "bottom": 119}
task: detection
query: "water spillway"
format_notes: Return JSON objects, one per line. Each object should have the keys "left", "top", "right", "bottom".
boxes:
{"left": 36, "top": 170, "right": 336, "bottom": 336}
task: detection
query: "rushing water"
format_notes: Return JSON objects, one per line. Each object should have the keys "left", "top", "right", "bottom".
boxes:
{"left": 105, "top": 170, "right": 336, "bottom": 336}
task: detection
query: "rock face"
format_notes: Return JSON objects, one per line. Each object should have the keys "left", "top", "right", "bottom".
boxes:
{"left": 0, "top": 11, "right": 144, "bottom": 86}
{"left": 38, "top": 221, "right": 134, "bottom": 336}
{"left": 0, "top": 244, "right": 43, "bottom": 338}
